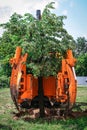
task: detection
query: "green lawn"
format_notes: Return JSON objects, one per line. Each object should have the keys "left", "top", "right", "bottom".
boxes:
{"left": 0, "top": 87, "right": 87, "bottom": 130}
{"left": 76, "top": 87, "right": 87, "bottom": 102}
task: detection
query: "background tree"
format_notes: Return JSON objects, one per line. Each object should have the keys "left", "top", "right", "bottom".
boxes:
{"left": 75, "top": 37, "right": 87, "bottom": 76}
{"left": 75, "top": 37, "right": 87, "bottom": 57}
{"left": 76, "top": 53, "right": 87, "bottom": 76}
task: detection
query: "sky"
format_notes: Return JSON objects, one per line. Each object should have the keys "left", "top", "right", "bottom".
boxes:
{"left": 0, "top": 0, "right": 87, "bottom": 39}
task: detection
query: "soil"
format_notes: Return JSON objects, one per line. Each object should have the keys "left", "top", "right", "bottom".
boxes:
{"left": 12, "top": 108, "right": 87, "bottom": 121}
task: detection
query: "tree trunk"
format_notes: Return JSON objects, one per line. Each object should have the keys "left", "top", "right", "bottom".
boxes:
{"left": 38, "top": 76, "right": 45, "bottom": 117}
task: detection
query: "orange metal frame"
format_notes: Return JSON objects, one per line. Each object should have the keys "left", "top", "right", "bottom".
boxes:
{"left": 10, "top": 47, "right": 77, "bottom": 108}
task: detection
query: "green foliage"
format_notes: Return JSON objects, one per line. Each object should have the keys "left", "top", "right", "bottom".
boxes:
{"left": 75, "top": 37, "right": 87, "bottom": 57}
{"left": 21, "top": 2, "right": 75, "bottom": 76}
{"left": 0, "top": 75, "right": 9, "bottom": 88}
{"left": 0, "top": 63, "right": 10, "bottom": 88}
{"left": 75, "top": 37, "right": 87, "bottom": 76}
{"left": 0, "top": 2, "right": 75, "bottom": 78}
{"left": 75, "top": 53, "right": 87, "bottom": 76}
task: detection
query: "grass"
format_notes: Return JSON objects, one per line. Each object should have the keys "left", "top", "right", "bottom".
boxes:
{"left": 0, "top": 87, "right": 87, "bottom": 130}
{"left": 76, "top": 87, "right": 87, "bottom": 102}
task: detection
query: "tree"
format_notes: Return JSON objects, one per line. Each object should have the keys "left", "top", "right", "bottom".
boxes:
{"left": 75, "top": 37, "right": 87, "bottom": 57}
{"left": 74, "top": 37, "right": 87, "bottom": 76}
{"left": 0, "top": 2, "right": 75, "bottom": 117}
{"left": 0, "top": 13, "right": 26, "bottom": 76}
{"left": 75, "top": 53, "right": 87, "bottom": 76}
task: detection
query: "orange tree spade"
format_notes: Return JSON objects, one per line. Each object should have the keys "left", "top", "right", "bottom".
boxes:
{"left": 0, "top": 2, "right": 75, "bottom": 117}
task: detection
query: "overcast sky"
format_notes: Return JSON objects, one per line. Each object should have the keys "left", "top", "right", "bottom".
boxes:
{"left": 0, "top": 0, "right": 87, "bottom": 39}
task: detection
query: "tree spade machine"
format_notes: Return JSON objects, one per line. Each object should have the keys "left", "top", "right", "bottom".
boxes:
{"left": 10, "top": 46, "right": 77, "bottom": 117}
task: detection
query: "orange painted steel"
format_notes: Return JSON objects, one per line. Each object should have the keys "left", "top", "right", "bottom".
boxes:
{"left": 56, "top": 50, "right": 77, "bottom": 107}
{"left": 43, "top": 76, "right": 56, "bottom": 97}
{"left": 10, "top": 47, "right": 77, "bottom": 109}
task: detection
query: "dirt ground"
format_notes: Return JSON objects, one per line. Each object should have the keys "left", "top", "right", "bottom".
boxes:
{"left": 12, "top": 107, "right": 87, "bottom": 121}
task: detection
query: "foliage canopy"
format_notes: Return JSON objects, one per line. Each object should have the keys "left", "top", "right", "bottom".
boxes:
{"left": 0, "top": 2, "right": 75, "bottom": 77}
{"left": 75, "top": 37, "right": 87, "bottom": 76}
